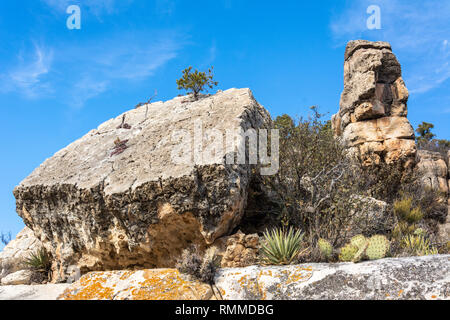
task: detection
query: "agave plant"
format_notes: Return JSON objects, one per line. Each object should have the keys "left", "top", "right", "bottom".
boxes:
{"left": 260, "top": 227, "right": 305, "bottom": 265}
{"left": 23, "top": 248, "right": 52, "bottom": 272}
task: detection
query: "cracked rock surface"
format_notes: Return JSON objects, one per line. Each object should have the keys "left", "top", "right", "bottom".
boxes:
{"left": 215, "top": 255, "right": 450, "bottom": 300}
{"left": 13, "top": 88, "right": 271, "bottom": 281}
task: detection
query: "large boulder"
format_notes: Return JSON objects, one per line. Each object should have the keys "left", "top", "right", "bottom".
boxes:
{"left": 57, "top": 255, "right": 449, "bottom": 300}
{"left": 13, "top": 88, "right": 272, "bottom": 281}
{"left": 0, "top": 227, "right": 42, "bottom": 279}
{"left": 332, "top": 40, "right": 416, "bottom": 167}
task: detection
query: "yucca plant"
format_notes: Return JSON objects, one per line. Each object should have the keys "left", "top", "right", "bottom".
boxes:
{"left": 401, "top": 235, "right": 438, "bottom": 256}
{"left": 260, "top": 227, "right": 305, "bottom": 265}
{"left": 23, "top": 248, "right": 52, "bottom": 273}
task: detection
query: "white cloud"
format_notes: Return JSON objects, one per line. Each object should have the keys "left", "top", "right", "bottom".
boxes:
{"left": 330, "top": 0, "right": 450, "bottom": 94}
{"left": 1, "top": 30, "right": 184, "bottom": 107}
{"left": 71, "top": 76, "right": 109, "bottom": 108}
{"left": 1, "top": 45, "right": 53, "bottom": 98}
{"left": 62, "top": 31, "right": 184, "bottom": 107}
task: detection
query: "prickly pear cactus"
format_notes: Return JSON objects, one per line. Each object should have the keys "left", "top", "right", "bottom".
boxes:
{"left": 350, "top": 235, "right": 367, "bottom": 248}
{"left": 339, "top": 244, "right": 359, "bottom": 262}
{"left": 318, "top": 238, "right": 333, "bottom": 259}
{"left": 365, "top": 235, "right": 390, "bottom": 260}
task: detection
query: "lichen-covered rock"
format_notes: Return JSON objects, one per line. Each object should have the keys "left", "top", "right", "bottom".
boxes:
{"left": 216, "top": 255, "right": 450, "bottom": 300}
{"left": 57, "top": 255, "right": 449, "bottom": 300}
{"left": 332, "top": 40, "right": 416, "bottom": 167}
{"left": 59, "top": 269, "right": 215, "bottom": 300}
{"left": 0, "top": 227, "right": 42, "bottom": 278}
{"left": 13, "top": 88, "right": 271, "bottom": 281}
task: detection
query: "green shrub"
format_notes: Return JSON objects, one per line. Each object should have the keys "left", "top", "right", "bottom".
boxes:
{"left": 176, "top": 66, "right": 218, "bottom": 99}
{"left": 265, "top": 109, "right": 386, "bottom": 251}
{"left": 23, "top": 248, "right": 51, "bottom": 273}
{"left": 260, "top": 228, "right": 305, "bottom": 265}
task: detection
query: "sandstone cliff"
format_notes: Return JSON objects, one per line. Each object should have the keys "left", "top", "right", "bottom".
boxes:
{"left": 332, "top": 40, "right": 416, "bottom": 167}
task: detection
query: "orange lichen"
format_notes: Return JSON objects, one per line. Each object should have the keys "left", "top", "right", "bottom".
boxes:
{"left": 61, "top": 269, "right": 212, "bottom": 300}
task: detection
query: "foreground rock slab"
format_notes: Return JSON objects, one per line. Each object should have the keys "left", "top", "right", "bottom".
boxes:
{"left": 217, "top": 255, "right": 450, "bottom": 300}
{"left": 58, "top": 255, "right": 449, "bottom": 300}
{"left": 0, "top": 284, "right": 70, "bottom": 300}
{"left": 13, "top": 88, "right": 271, "bottom": 281}
{"left": 59, "top": 269, "right": 215, "bottom": 300}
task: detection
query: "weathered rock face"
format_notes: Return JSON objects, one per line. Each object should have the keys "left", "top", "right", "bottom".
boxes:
{"left": 13, "top": 88, "right": 271, "bottom": 281}
{"left": 215, "top": 231, "right": 260, "bottom": 268}
{"left": 416, "top": 150, "right": 450, "bottom": 241}
{"left": 0, "top": 227, "right": 42, "bottom": 279}
{"left": 332, "top": 40, "right": 416, "bottom": 167}
{"left": 56, "top": 255, "right": 449, "bottom": 300}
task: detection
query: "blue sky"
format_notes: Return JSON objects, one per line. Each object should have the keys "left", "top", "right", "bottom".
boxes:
{"left": 1, "top": 0, "right": 449, "bottom": 248}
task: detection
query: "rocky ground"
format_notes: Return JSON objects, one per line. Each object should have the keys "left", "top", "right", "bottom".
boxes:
{"left": 1, "top": 255, "right": 448, "bottom": 300}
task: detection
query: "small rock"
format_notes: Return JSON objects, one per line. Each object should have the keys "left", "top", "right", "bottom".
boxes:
{"left": 1, "top": 270, "right": 34, "bottom": 286}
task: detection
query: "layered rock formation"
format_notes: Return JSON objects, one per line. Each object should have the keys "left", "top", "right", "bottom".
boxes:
{"left": 416, "top": 150, "right": 450, "bottom": 241}
{"left": 332, "top": 40, "right": 416, "bottom": 167}
{"left": 12, "top": 88, "right": 271, "bottom": 281}
{"left": 56, "top": 255, "right": 449, "bottom": 300}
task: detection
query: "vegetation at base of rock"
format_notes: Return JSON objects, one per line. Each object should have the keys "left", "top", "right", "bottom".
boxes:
{"left": 338, "top": 244, "right": 359, "bottom": 262}
{"left": 400, "top": 234, "right": 438, "bottom": 256}
{"left": 317, "top": 238, "right": 333, "bottom": 260}
{"left": 338, "top": 234, "right": 389, "bottom": 262}
{"left": 365, "top": 235, "right": 390, "bottom": 260}
{"left": 1, "top": 231, "right": 12, "bottom": 246}
{"left": 260, "top": 227, "right": 305, "bottom": 265}
{"left": 393, "top": 197, "right": 423, "bottom": 225}
{"left": 263, "top": 109, "right": 414, "bottom": 262}
{"left": 22, "top": 248, "right": 52, "bottom": 283}
{"left": 23, "top": 248, "right": 51, "bottom": 271}
{"left": 176, "top": 66, "right": 218, "bottom": 100}
{"left": 176, "top": 246, "right": 219, "bottom": 285}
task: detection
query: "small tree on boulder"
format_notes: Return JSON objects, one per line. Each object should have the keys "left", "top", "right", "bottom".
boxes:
{"left": 176, "top": 66, "right": 218, "bottom": 100}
